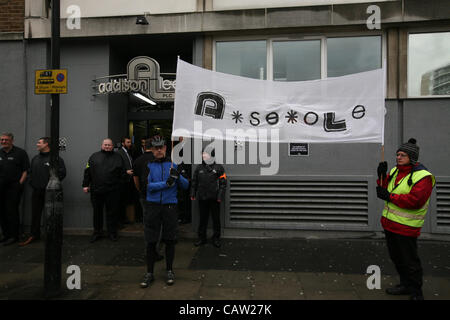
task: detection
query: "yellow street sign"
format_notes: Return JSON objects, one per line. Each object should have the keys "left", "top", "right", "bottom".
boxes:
{"left": 35, "top": 69, "right": 67, "bottom": 94}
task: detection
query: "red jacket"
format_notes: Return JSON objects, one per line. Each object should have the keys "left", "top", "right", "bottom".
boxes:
{"left": 377, "top": 164, "right": 433, "bottom": 237}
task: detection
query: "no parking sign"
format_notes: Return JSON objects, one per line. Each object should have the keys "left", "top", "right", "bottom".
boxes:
{"left": 35, "top": 69, "right": 67, "bottom": 94}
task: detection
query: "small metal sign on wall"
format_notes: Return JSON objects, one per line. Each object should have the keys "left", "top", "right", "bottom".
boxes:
{"left": 288, "top": 143, "right": 309, "bottom": 156}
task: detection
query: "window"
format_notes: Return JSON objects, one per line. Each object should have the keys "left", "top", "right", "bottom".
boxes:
{"left": 327, "top": 36, "right": 381, "bottom": 77}
{"left": 273, "top": 40, "right": 321, "bottom": 81}
{"left": 408, "top": 32, "right": 450, "bottom": 97}
{"left": 215, "top": 35, "right": 382, "bottom": 80}
{"left": 216, "top": 40, "right": 267, "bottom": 79}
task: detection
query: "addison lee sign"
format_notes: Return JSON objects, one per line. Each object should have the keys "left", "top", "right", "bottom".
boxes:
{"left": 95, "top": 56, "right": 175, "bottom": 102}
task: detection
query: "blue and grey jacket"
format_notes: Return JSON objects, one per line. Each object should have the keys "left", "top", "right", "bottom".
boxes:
{"left": 146, "top": 157, "right": 189, "bottom": 204}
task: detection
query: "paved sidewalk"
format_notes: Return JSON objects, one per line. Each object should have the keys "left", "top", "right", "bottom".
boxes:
{"left": 0, "top": 229, "right": 449, "bottom": 300}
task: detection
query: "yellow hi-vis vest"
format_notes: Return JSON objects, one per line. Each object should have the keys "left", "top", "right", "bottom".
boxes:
{"left": 382, "top": 166, "right": 435, "bottom": 228}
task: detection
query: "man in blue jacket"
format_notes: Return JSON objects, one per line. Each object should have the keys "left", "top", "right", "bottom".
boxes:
{"left": 140, "top": 135, "right": 189, "bottom": 288}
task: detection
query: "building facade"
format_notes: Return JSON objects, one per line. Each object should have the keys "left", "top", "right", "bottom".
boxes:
{"left": 1, "top": 0, "right": 449, "bottom": 237}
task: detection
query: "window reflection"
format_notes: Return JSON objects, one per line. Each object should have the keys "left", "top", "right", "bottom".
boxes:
{"left": 327, "top": 36, "right": 381, "bottom": 77}
{"left": 408, "top": 32, "right": 450, "bottom": 97}
{"left": 273, "top": 40, "right": 321, "bottom": 81}
{"left": 215, "top": 36, "right": 383, "bottom": 81}
{"left": 216, "top": 41, "right": 267, "bottom": 79}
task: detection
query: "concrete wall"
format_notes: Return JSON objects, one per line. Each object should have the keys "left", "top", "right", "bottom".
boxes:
{"left": 21, "top": 40, "right": 50, "bottom": 228}
{"left": 23, "top": 0, "right": 398, "bottom": 19}
{"left": 0, "top": 39, "right": 50, "bottom": 229}
{"left": 0, "top": 40, "right": 27, "bottom": 229}
{"left": 213, "top": 0, "right": 397, "bottom": 11}
{"left": 59, "top": 39, "right": 110, "bottom": 230}
{"left": 60, "top": 0, "right": 198, "bottom": 17}
{"left": 403, "top": 99, "right": 450, "bottom": 176}
{"left": 0, "top": 41, "right": 27, "bottom": 146}
{"left": 24, "top": 0, "right": 450, "bottom": 39}
{"left": 403, "top": 99, "right": 450, "bottom": 234}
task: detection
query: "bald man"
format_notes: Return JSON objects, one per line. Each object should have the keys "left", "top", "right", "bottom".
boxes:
{"left": 82, "top": 139, "right": 127, "bottom": 243}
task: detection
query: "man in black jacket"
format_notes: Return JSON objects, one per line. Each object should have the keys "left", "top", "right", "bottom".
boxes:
{"left": 0, "top": 132, "right": 30, "bottom": 246}
{"left": 190, "top": 151, "right": 227, "bottom": 248}
{"left": 82, "top": 138, "right": 126, "bottom": 242}
{"left": 19, "top": 137, "right": 66, "bottom": 246}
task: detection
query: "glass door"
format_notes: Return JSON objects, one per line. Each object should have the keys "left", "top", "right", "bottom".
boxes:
{"left": 129, "top": 119, "right": 173, "bottom": 144}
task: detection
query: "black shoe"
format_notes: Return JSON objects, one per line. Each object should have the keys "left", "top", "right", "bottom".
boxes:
{"left": 212, "top": 239, "right": 221, "bottom": 248}
{"left": 90, "top": 233, "right": 101, "bottom": 243}
{"left": 385, "top": 284, "right": 412, "bottom": 295}
{"left": 194, "top": 239, "right": 207, "bottom": 247}
{"left": 140, "top": 273, "right": 154, "bottom": 288}
{"left": 166, "top": 270, "right": 175, "bottom": 285}
{"left": 3, "top": 238, "right": 18, "bottom": 246}
{"left": 109, "top": 233, "right": 118, "bottom": 242}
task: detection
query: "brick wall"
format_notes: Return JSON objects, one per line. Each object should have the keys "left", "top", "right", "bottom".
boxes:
{"left": 0, "top": 0, "right": 25, "bottom": 33}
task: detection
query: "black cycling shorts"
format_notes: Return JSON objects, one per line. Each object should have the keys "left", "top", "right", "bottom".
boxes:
{"left": 143, "top": 202, "right": 178, "bottom": 243}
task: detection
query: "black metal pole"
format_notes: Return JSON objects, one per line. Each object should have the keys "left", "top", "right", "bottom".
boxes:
{"left": 44, "top": 0, "right": 63, "bottom": 299}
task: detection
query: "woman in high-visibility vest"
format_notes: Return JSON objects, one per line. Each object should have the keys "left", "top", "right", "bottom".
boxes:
{"left": 376, "top": 138, "right": 435, "bottom": 300}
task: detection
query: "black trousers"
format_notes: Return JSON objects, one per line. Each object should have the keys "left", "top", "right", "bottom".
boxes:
{"left": 143, "top": 202, "right": 178, "bottom": 244}
{"left": 90, "top": 190, "right": 120, "bottom": 235}
{"left": 0, "top": 181, "right": 23, "bottom": 240}
{"left": 385, "top": 230, "right": 423, "bottom": 295}
{"left": 144, "top": 202, "right": 178, "bottom": 273}
{"left": 198, "top": 199, "right": 221, "bottom": 241}
{"left": 31, "top": 188, "right": 46, "bottom": 239}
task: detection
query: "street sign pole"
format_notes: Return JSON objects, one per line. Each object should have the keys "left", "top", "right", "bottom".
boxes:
{"left": 44, "top": 0, "right": 64, "bottom": 298}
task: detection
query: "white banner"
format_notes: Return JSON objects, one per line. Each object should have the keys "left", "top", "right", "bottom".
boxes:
{"left": 173, "top": 59, "right": 385, "bottom": 144}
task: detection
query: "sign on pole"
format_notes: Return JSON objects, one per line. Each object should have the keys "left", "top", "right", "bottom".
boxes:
{"left": 35, "top": 69, "right": 67, "bottom": 94}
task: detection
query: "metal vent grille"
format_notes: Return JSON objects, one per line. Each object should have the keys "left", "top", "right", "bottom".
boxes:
{"left": 229, "top": 180, "right": 369, "bottom": 228}
{"left": 436, "top": 181, "right": 450, "bottom": 227}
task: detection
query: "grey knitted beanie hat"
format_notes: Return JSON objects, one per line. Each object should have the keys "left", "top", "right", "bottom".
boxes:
{"left": 397, "top": 138, "right": 419, "bottom": 165}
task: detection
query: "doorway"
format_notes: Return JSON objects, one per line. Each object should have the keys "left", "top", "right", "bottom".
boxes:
{"left": 129, "top": 119, "right": 173, "bottom": 146}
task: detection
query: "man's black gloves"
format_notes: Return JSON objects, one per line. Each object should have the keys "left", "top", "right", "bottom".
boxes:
{"left": 166, "top": 168, "right": 180, "bottom": 187}
{"left": 377, "top": 161, "right": 388, "bottom": 180}
{"left": 376, "top": 186, "right": 390, "bottom": 202}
